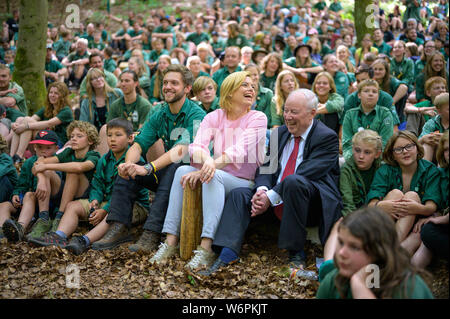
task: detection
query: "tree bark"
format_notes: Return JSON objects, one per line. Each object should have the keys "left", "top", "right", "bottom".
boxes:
{"left": 354, "top": 0, "right": 376, "bottom": 48}
{"left": 12, "top": 0, "right": 48, "bottom": 115}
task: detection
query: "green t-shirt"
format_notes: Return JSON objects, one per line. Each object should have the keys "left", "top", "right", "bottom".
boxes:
{"left": 107, "top": 94, "right": 152, "bottom": 131}
{"left": 260, "top": 73, "right": 277, "bottom": 92}
{"left": 45, "top": 59, "right": 64, "bottom": 73}
{"left": 4, "top": 82, "right": 27, "bottom": 115}
{"left": 226, "top": 35, "right": 249, "bottom": 49}
{"left": 88, "top": 41, "right": 106, "bottom": 51}
{"left": 186, "top": 32, "right": 210, "bottom": 46}
{"left": 367, "top": 159, "right": 442, "bottom": 206}
{"left": 329, "top": 2, "right": 343, "bottom": 12}
{"left": 317, "top": 263, "right": 434, "bottom": 299}
{"left": 314, "top": 1, "right": 327, "bottom": 11}
{"left": 419, "top": 115, "right": 449, "bottom": 138}
{"left": 89, "top": 147, "right": 149, "bottom": 213}
{"left": 134, "top": 98, "right": 206, "bottom": 154}
{"left": 66, "top": 50, "right": 90, "bottom": 62}
{"left": 374, "top": 41, "right": 392, "bottom": 56}
{"left": 34, "top": 106, "right": 74, "bottom": 144}
{"left": 148, "top": 49, "right": 170, "bottom": 62}
{"left": 195, "top": 96, "right": 220, "bottom": 114}
{"left": 342, "top": 104, "right": 394, "bottom": 161}
{"left": 390, "top": 57, "right": 415, "bottom": 91}
{"left": 212, "top": 66, "right": 242, "bottom": 97}
{"left": 104, "top": 58, "right": 117, "bottom": 74}
{"left": 12, "top": 155, "right": 39, "bottom": 196}
{"left": 56, "top": 148, "right": 101, "bottom": 182}
{"left": 53, "top": 39, "right": 71, "bottom": 58}
{"left": 254, "top": 85, "right": 274, "bottom": 129}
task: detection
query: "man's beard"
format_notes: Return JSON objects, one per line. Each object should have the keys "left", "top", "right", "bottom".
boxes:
{"left": 164, "top": 89, "right": 185, "bottom": 104}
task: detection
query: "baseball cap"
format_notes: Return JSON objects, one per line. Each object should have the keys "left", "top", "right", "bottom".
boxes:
{"left": 29, "top": 130, "right": 59, "bottom": 145}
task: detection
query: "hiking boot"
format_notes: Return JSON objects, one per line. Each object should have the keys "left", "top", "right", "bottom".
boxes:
{"left": 91, "top": 222, "right": 133, "bottom": 250}
{"left": 149, "top": 241, "right": 178, "bottom": 264}
{"left": 185, "top": 246, "right": 217, "bottom": 270}
{"left": 28, "top": 231, "right": 69, "bottom": 248}
{"left": 198, "top": 257, "right": 238, "bottom": 276}
{"left": 51, "top": 218, "right": 61, "bottom": 232}
{"left": 66, "top": 236, "right": 89, "bottom": 256}
{"left": 2, "top": 219, "right": 25, "bottom": 243}
{"left": 288, "top": 250, "right": 306, "bottom": 269}
{"left": 27, "top": 218, "right": 52, "bottom": 240}
{"left": 128, "top": 230, "right": 161, "bottom": 253}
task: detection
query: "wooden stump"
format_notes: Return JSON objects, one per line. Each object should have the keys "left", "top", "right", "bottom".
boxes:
{"left": 180, "top": 183, "right": 203, "bottom": 260}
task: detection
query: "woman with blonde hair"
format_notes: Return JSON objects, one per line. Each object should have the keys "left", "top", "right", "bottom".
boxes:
{"left": 150, "top": 71, "right": 267, "bottom": 270}
{"left": 80, "top": 68, "right": 122, "bottom": 131}
{"left": 10, "top": 82, "right": 73, "bottom": 161}
{"left": 336, "top": 44, "right": 356, "bottom": 73}
{"left": 127, "top": 56, "right": 152, "bottom": 100}
{"left": 271, "top": 70, "right": 299, "bottom": 127}
{"left": 149, "top": 54, "right": 172, "bottom": 105}
{"left": 307, "top": 36, "right": 323, "bottom": 65}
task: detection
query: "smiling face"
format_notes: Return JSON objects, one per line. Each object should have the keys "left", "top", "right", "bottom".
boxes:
{"left": 119, "top": 72, "right": 138, "bottom": 95}
{"left": 283, "top": 92, "right": 316, "bottom": 137}
{"left": 324, "top": 55, "right": 339, "bottom": 74}
{"left": 431, "top": 55, "right": 444, "bottom": 72}
{"left": 314, "top": 75, "right": 332, "bottom": 98}
{"left": 188, "top": 58, "right": 201, "bottom": 74}
{"left": 163, "top": 71, "right": 190, "bottom": 104}
{"left": 48, "top": 86, "right": 61, "bottom": 105}
{"left": 230, "top": 76, "right": 256, "bottom": 110}
{"left": 392, "top": 41, "right": 405, "bottom": 58}
{"left": 224, "top": 47, "right": 241, "bottom": 69}
{"left": 335, "top": 226, "right": 372, "bottom": 279}
{"left": 372, "top": 62, "right": 386, "bottom": 81}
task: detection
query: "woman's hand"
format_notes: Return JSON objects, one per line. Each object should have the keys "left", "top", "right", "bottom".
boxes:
{"left": 376, "top": 200, "right": 401, "bottom": 219}
{"left": 180, "top": 170, "right": 202, "bottom": 189}
{"left": 12, "top": 122, "right": 27, "bottom": 134}
{"left": 392, "top": 198, "right": 421, "bottom": 217}
{"left": 199, "top": 157, "right": 216, "bottom": 184}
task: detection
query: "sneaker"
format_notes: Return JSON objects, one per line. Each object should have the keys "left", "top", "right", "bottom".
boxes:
{"left": 128, "top": 230, "right": 161, "bottom": 253}
{"left": 27, "top": 218, "right": 52, "bottom": 240}
{"left": 2, "top": 219, "right": 25, "bottom": 243}
{"left": 149, "top": 241, "right": 178, "bottom": 264}
{"left": 198, "top": 257, "right": 238, "bottom": 276}
{"left": 66, "top": 236, "right": 89, "bottom": 255}
{"left": 185, "top": 246, "right": 217, "bottom": 270}
{"left": 91, "top": 222, "right": 133, "bottom": 250}
{"left": 51, "top": 218, "right": 61, "bottom": 232}
{"left": 28, "top": 231, "right": 69, "bottom": 248}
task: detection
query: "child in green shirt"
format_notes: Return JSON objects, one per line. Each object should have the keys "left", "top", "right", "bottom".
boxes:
{"left": 419, "top": 92, "right": 449, "bottom": 161}
{"left": 1, "top": 130, "right": 61, "bottom": 242}
{"left": 29, "top": 119, "right": 149, "bottom": 254}
{"left": 317, "top": 207, "right": 433, "bottom": 299}
{"left": 28, "top": 121, "right": 100, "bottom": 241}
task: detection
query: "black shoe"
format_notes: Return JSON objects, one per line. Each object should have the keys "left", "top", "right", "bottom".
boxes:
{"left": 288, "top": 250, "right": 306, "bottom": 269}
{"left": 198, "top": 257, "right": 238, "bottom": 276}
{"left": 91, "top": 222, "right": 133, "bottom": 250}
{"left": 66, "top": 236, "right": 89, "bottom": 255}
{"left": 28, "top": 231, "right": 69, "bottom": 248}
{"left": 2, "top": 219, "right": 25, "bottom": 243}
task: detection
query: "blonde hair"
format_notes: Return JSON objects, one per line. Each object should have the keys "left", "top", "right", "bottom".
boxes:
{"left": 433, "top": 92, "right": 449, "bottom": 110}
{"left": 352, "top": 129, "right": 382, "bottom": 151}
{"left": 192, "top": 76, "right": 217, "bottom": 96}
{"left": 129, "top": 56, "right": 147, "bottom": 78}
{"left": 66, "top": 120, "right": 100, "bottom": 150}
{"left": 436, "top": 130, "right": 449, "bottom": 168}
{"left": 312, "top": 71, "right": 337, "bottom": 95}
{"left": 274, "top": 70, "right": 299, "bottom": 116}
{"left": 357, "top": 78, "right": 379, "bottom": 93}
{"left": 219, "top": 71, "right": 251, "bottom": 115}
{"left": 307, "top": 37, "right": 322, "bottom": 55}
{"left": 153, "top": 55, "right": 172, "bottom": 99}
{"left": 85, "top": 68, "right": 119, "bottom": 123}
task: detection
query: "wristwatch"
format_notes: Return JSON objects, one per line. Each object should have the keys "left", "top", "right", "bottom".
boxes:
{"left": 143, "top": 163, "right": 153, "bottom": 176}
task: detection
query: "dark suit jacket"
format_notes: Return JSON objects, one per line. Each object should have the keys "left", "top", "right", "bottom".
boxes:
{"left": 255, "top": 119, "right": 343, "bottom": 244}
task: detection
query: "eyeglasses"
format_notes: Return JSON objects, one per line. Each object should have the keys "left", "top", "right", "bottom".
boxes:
{"left": 393, "top": 143, "right": 416, "bottom": 154}
{"left": 91, "top": 76, "right": 104, "bottom": 82}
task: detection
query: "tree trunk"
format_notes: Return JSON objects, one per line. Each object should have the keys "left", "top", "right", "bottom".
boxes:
{"left": 12, "top": 0, "right": 48, "bottom": 115}
{"left": 354, "top": 0, "right": 376, "bottom": 48}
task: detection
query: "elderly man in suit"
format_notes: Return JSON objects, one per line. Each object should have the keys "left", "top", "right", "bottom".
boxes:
{"left": 199, "top": 88, "right": 342, "bottom": 275}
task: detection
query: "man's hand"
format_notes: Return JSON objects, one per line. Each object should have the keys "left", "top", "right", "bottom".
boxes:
{"left": 251, "top": 189, "right": 270, "bottom": 217}
{"left": 118, "top": 162, "right": 147, "bottom": 179}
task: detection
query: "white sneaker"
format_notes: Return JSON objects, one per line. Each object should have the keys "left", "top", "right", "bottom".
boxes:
{"left": 149, "top": 241, "right": 178, "bottom": 264}
{"left": 185, "top": 246, "right": 216, "bottom": 270}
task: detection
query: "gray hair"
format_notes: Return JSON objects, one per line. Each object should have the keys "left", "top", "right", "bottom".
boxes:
{"left": 287, "top": 89, "right": 318, "bottom": 111}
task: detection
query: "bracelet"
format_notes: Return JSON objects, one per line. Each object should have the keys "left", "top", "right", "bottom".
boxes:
{"left": 150, "top": 161, "right": 157, "bottom": 173}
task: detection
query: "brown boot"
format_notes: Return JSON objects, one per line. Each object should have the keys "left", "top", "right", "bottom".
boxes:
{"left": 128, "top": 229, "right": 161, "bottom": 253}
{"left": 91, "top": 222, "right": 133, "bottom": 250}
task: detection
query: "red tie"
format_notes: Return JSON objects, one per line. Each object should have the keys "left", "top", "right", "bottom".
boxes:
{"left": 273, "top": 136, "right": 301, "bottom": 220}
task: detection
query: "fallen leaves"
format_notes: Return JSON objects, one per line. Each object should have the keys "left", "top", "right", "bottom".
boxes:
{"left": 0, "top": 224, "right": 448, "bottom": 299}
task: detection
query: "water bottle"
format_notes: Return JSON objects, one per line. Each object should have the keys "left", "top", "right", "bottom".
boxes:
{"left": 131, "top": 110, "right": 139, "bottom": 123}
{"left": 290, "top": 268, "right": 319, "bottom": 281}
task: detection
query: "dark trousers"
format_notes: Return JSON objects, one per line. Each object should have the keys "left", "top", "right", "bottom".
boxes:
{"left": 421, "top": 222, "right": 449, "bottom": 260}
{"left": 213, "top": 175, "right": 321, "bottom": 255}
{"left": 0, "top": 176, "right": 13, "bottom": 203}
{"left": 107, "top": 163, "right": 182, "bottom": 233}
